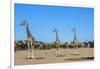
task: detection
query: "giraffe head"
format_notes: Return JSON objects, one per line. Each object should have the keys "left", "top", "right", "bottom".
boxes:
{"left": 53, "top": 28, "right": 57, "bottom": 32}
{"left": 71, "top": 28, "right": 76, "bottom": 32}
{"left": 20, "top": 19, "right": 28, "bottom": 27}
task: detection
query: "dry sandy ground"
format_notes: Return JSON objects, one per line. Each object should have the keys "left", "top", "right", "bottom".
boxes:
{"left": 15, "top": 48, "right": 94, "bottom": 65}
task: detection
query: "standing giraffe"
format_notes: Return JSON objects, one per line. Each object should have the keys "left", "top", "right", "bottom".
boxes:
{"left": 20, "top": 20, "right": 35, "bottom": 59}
{"left": 72, "top": 28, "right": 79, "bottom": 55}
{"left": 72, "top": 28, "right": 78, "bottom": 48}
{"left": 53, "top": 28, "right": 60, "bottom": 55}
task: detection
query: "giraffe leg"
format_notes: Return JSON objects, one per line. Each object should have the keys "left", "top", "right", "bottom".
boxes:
{"left": 56, "top": 47, "right": 59, "bottom": 55}
{"left": 56, "top": 49, "right": 59, "bottom": 55}
{"left": 56, "top": 43, "right": 60, "bottom": 55}
{"left": 57, "top": 49, "right": 60, "bottom": 55}
{"left": 30, "top": 43, "right": 34, "bottom": 59}
{"left": 27, "top": 42, "right": 31, "bottom": 59}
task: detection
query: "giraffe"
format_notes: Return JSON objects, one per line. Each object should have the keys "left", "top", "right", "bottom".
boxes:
{"left": 20, "top": 20, "right": 35, "bottom": 59}
{"left": 72, "top": 28, "right": 78, "bottom": 48}
{"left": 53, "top": 28, "right": 60, "bottom": 55}
{"left": 71, "top": 28, "right": 79, "bottom": 55}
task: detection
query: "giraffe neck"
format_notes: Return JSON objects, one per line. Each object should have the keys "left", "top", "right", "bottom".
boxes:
{"left": 26, "top": 25, "right": 35, "bottom": 41}
{"left": 55, "top": 30, "right": 59, "bottom": 42}
{"left": 74, "top": 31, "right": 77, "bottom": 41}
{"left": 26, "top": 26, "right": 30, "bottom": 37}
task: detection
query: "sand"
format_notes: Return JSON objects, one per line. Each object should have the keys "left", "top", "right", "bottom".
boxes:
{"left": 15, "top": 48, "right": 94, "bottom": 65}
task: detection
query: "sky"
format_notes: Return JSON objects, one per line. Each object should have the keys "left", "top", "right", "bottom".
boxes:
{"left": 14, "top": 3, "right": 94, "bottom": 42}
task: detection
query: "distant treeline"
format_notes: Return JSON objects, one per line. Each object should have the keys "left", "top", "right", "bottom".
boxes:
{"left": 14, "top": 40, "right": 94, "bottom": 51}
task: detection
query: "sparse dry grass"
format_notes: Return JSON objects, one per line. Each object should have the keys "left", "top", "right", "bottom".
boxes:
{"left": 15, "top": 48, "right": 94, "bottom": 65}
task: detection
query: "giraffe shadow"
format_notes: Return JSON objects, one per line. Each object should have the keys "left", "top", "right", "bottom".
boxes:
{"left": 35, "top": 57, "right": 45, "bottom": 60}
{"left": 69, "top": 53, "right": 80, "bottom": 56}
{"left": 24, "top": 57, "right": 35, "bottom": 59}
{"left": 24, "top": 57, "right": 45, "bottom": 60}
{"left": 64, "top": 57, "right": 94, "bottom": 61}
{"left": 56, "top": 54, "right": 65, "bottom": 57}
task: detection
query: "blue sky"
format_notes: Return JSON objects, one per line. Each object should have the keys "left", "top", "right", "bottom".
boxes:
{"left": 14, "top": 3, "right": 94, "bottom": 42}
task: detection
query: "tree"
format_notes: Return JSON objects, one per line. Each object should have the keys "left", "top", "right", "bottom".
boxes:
{"left": 88, "top": 41, "right": 94, "bottom": 48}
